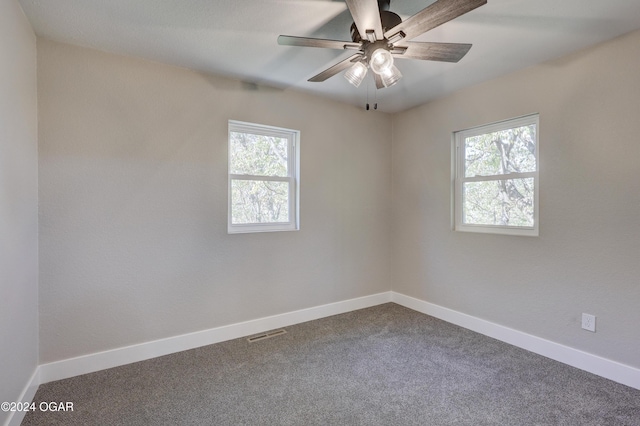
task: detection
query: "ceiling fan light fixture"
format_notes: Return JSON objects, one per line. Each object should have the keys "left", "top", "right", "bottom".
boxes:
{"left": 344, "top": 61, "right": 368, "bottom": 87}
{"left": 279, "top": 0, "right": 486, "bottom": 90}
{"left": 380, "top": 64, "right": 402, "bottom": 87}
{"left": 369, "top": 48, "right": 394, "bottom": 74}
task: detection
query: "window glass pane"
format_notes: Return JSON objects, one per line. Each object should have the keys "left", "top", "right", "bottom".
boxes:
{"left": 231, "top": 179, "right": 290, "bottom": 224}
{"left": 230, "top": 132, "right": 288, "bottom": 177}
{"left": 465, "top": 124, "right": 536, "bottom": 177}
{"left": 463, "top": 178, "right": 535, "bottom": 227}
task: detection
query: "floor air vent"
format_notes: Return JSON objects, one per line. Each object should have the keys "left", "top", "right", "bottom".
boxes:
{"left": 247, "top": 329, "right": 287, "bottom": 343}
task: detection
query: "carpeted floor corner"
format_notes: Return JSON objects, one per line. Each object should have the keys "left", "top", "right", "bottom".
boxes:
{"left": 22, "top": 303, "right": 640, "bottom": 425}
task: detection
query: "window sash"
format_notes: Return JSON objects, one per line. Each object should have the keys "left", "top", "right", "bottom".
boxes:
{"left": 461, "top": 178, "right": 536, "bottom": 229}
{"left": 229, "top": 132, "right": 291, "bottom": 177}
{"left": 229, "top": 176, "right": 296, "bottom": 226}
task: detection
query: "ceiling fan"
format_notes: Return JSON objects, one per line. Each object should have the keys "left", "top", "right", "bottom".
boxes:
{"left": 278, "top": 0, "right": 486, "bottom": 89}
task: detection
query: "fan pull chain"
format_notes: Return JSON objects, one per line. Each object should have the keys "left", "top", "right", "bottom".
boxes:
{"left": 365, "top": 74, "right": 378, "bottom": 111}
{"left": 366, "top": 75, "right": 370, "bottom": 110}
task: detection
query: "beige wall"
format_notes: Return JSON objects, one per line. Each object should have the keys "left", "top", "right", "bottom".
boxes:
{"left": 35, "top": 26, "right": 640, "bottom": 372}
{"left": 391, "top": 29, "right": 640, "bottom": 368}
{"left": 0, "top": 0, "right": 39, "bottom": 421}
{"left": 37, "top": 39, "right": 392, "bottom": 363}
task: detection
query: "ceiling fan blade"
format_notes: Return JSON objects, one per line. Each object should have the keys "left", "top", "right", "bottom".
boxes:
{"left": 308, "top": 54, "right": 362, "bottom": 82}
{"left": 392, "top": 41, "right": 472, "bottom": 62}
{"left": 384, "top": 0, "right": 486, "bottom": 42}
{"left": 345, "top": 0, "right": 384, "bottom": 41}
{"left": 278, "top": 35, "right": 361, "bottom": 51}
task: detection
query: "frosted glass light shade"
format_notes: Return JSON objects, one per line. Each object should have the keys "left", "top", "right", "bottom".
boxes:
{"left": 370, "top": 49, "right": 394, "bottom": 74}
{"left": 344, "top": 62, "right": 368, "bottom": 87}
{"left": 380, "top": 65, "right": 402, "bottom": 87}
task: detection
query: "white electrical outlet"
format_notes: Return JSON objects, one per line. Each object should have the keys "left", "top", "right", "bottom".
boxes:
{"left": 582, "top": 313, "right": 596, "bottom": 332}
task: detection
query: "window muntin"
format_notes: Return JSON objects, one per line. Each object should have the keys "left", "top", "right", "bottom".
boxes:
{"left": 454, "top": 114, "right": 539, "bottom": 236}
{"left": 228, "top": 121, "right": 299, "bottom": 233}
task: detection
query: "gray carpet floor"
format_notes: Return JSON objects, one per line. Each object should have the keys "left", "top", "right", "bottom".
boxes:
{"left": 23, "top": 303, "right": 640, "bottom": 425}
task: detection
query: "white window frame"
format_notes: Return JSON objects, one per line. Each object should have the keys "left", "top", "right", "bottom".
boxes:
{"left": 453, "top": 114, "right": 539, "bottom": 236}
{"left": 228, "top": 120, "right": 300, "bottom": 234}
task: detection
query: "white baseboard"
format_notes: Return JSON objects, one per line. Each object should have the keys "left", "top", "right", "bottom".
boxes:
{"left": 391, "top": 291, "right": 640, "bottom": 390}
{"left": 38, "top": 291, "right": 393, "bottom": 384}
{"left": 5, "top": 368, "right": 40, "bottom": 426}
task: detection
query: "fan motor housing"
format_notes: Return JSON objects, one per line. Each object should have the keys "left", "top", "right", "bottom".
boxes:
{"left": 350, "top": 10, "right": 402, "bottom": 43}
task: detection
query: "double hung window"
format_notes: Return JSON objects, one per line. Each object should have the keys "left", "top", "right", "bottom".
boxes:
{"left": 453, "top": 114, "right": 539, "bottom": 236}
{"left": 228, "top": 121, "right": 299, "bottom": 233}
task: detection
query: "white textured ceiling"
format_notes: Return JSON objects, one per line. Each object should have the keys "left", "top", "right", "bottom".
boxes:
{"left": 19, "top": 0, "right": 640, "bottom": 112}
